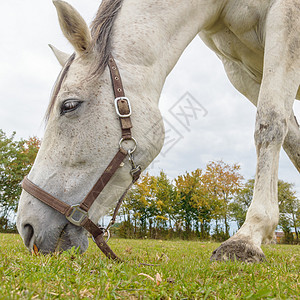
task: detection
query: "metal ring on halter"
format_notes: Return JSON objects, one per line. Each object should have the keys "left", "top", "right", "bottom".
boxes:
{"left": 92, "top": 228, "right": 111, "bottom": 243}
{"left": 119, "top": 137, "right": 137, "bottom": 154}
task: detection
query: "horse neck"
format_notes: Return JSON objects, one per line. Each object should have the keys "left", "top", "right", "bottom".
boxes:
{"left": 112, "top": 0, "right": 219, "bottom": 102}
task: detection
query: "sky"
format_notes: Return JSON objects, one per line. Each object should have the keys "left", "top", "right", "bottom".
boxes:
{"left": 1, "top": 0, "right": 300, "bottom": 197}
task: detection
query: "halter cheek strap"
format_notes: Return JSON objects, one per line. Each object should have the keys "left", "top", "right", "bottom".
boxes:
{"left": 21, "top": 54, "right": 141, "bottom": 261}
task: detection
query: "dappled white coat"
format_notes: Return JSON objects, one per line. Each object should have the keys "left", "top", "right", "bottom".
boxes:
{"left": 17, "top": 0, "right": 300, "bottom": 262}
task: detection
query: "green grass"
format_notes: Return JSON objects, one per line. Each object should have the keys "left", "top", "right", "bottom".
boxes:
{"left": 0, "top": 234, "right": 299, "bottom": 299}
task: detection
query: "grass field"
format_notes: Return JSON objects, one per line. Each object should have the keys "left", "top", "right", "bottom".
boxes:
{"left": 0, "top": 234, "right": 299, "bottom": 299}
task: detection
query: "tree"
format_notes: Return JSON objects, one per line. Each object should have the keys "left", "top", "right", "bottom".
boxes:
{"left": 175, "top": 169, "right": 199, "bottom": 239}
{"left": 153, "top": 171, "right": 175, "bottom": 238}
{"left": 115, "top": 161, "right": 299, "bottom": 243}
{"left": 118, "top": 171, "right": 175, "bottom": 239}
{"left": 201, "top": 161, "right": 243, "bottom": 240}
{"left": 119, "top": 173, "right": 156, "bottom": 238}
{"left": 117, "top": 188, "right": 135, "bottom": 238}
{"left": 232, "top": 178, "right": 299, "bottom": 244}
{"left": 0, "top": 130, "right": 40, "bottom": 232}
{"left": 278, "top": 180, "right": 299, "bottom": 243}
{"left": 230, "top": 179, "right": 254, "bottom": 229}
{"left": 175, "top": 169, "right": 212, "bottom": 239}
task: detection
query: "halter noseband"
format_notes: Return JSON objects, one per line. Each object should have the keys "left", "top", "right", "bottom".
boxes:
{"left": 21, "top": 54, "right": 141, "bottom": 261}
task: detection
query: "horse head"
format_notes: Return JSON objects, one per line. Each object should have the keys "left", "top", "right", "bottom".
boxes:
{"left": 16, "top": 0, "right": 164, "bottom": 254}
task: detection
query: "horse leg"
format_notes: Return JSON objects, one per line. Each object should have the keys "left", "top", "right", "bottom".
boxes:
{"left": 283, "top": 114, "right": 300, "bottom": 173}
{"left": 221, "top": 59, "right": 300, "bottom": 173}
{"left": 211, "top": 0, "right": 300, "bottom": 262}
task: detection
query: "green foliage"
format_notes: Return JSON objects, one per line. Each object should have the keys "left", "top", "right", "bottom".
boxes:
{"left": 230, "top": 178, "right": 300, "bottom": 243}
{"left": 201, "top": 161, "right": 243, "bottom": 240}
{"left": 117, "top": 164, "right": 299, "bottom": 243}
{"left": 118, "top": 161, "right": 246, "bottom": 241}
{"left": 0, "top": 234, "right": 299, "bottom": 299}
{"left": 278, "top": 180, "right": 300, "bottom": 243}
{"left": 2, "top": 126, "right": 298, "bottom": 244}
{"left": 230, "top": 179, "right": 254, "bottom": 229}
{"left": 175, "top": 169, "right": 212, "bottom": 239}
{"left": 119, "top": 171, "right": 175, "bottom": 239}
{"left": 0, "top": 130, "right": 40, "bottom": 232}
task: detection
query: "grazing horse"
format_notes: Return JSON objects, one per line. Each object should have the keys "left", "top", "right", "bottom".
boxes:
{"left": 17, "top": 0, "right": 300, "bottom": 262}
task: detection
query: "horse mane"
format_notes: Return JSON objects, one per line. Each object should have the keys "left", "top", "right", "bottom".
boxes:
{"left": 89, "top": 0, "right": 124, "bottom": 75}
{"left": 45, "top": 0, "right": 124, "bottom": 121}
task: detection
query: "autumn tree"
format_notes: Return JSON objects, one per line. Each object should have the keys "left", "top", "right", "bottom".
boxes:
{"left": 121, "top": 173, "right": 158, "bottom": 237}
{"left": 153, "top": 171, "right": 175, "bottom": 238}
{"left": 129, "top": 173, "right": 154, "bottom": 237}
{"left": 115, "top": 161, "right": 299, "bottom": 243}
{"left": 201, "top": 161, "right": 243, "bottom": 240}
{"left": 117, "top": 188, "right": 135, "bottom": 238}
{"left": 118, "top": 171, "right": 175, "bottom": 239}
{"left": 175, "top": 169, "right": 212, "bottom": 239}
{"left": 0, "top": 130, "right": 40, "bottom": 231}
{"left": 118, "top": 162, "right": 244, "bottom": 240}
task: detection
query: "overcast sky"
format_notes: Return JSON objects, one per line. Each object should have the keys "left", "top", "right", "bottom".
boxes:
{"left": 1, "top": 0, "right": 300, "bottom": 196}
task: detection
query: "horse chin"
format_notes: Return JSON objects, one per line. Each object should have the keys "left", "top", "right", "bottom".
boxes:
{"left": 37, "top": 224, "right": 89, "bottom": 255}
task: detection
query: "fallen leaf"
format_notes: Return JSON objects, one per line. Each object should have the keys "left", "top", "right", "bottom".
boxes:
{"left": 32, "top": 244, "right": 39, "bottom": 256}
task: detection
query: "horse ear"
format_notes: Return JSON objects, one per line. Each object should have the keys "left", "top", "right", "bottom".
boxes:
{"left": 48, "top": 44, "right": 70, "bottom": 66}
{"left": 53, "top": 0, "right": 91, "bottom": 55}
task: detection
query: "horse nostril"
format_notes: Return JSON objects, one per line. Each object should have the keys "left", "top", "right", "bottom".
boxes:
{"left": 23, "top": 224, "right": 34, "bottom": 248}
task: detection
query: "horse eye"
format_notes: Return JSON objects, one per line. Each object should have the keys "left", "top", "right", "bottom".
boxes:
{"left": 61, "top": 100, "right": 82, "bottom": 115}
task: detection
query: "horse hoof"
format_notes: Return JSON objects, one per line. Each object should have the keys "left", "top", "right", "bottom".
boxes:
{"left": 210, "top": 239, "right": 266, "bottom": 263}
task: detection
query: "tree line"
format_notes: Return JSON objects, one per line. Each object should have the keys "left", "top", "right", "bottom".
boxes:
{"left": 0, "top": 129, "right": 299, "bottom": 243}
{"left": 0, "top": 130, "right": 40, "bottom": 232}
{"left": 115, "top": 166, "right": 299, "bottom": 244}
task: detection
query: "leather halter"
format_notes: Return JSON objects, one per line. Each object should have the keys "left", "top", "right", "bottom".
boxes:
{"left": 21, "top": 54, "right": 141, "bottom": 261}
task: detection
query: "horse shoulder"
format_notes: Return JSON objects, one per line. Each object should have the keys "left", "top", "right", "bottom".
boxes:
{"left": 198, "top": 1, "right": 270, "bottom": 84}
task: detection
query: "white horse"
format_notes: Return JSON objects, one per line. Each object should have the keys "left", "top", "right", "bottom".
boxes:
{"left": 17, "top": 0, "right": 300, "bottom": 262}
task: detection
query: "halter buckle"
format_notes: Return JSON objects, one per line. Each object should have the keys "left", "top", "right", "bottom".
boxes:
{"left": 66, "top": 205, "right": 88, "bottom": 226}
{"left": 115, "top": 97, "right": 132, "bottom": 117}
